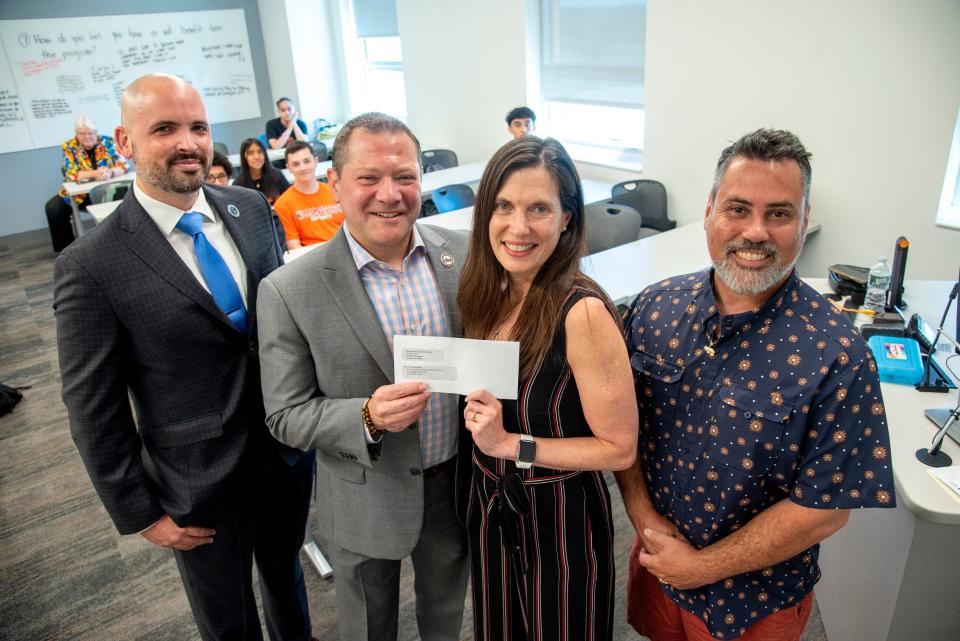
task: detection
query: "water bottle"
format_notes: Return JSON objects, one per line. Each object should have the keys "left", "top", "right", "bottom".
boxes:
{"left": 865, "top": 256, "right": 891, "bottom": 313}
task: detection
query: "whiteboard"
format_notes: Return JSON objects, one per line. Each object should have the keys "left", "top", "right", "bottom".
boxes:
{"left": 0, "top": 9, "right": 261, "bottom": 154}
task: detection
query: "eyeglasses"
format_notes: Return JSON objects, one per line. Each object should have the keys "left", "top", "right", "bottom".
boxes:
{"left": 206, "top": 172, "right": 230, "bottom": 184}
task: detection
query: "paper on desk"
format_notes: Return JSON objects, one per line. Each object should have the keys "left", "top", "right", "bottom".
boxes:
{"left": 927, "top": 465, "right": 960, "bottom": 504}
{"left": 394, "top": 335, "right": 519, "bottom": 399}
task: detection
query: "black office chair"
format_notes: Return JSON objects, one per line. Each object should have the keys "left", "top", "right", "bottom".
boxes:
{"left": 421, "top": 149, "right": 458, "bottom": 173}
{"left": 609, "top": 179, "right": 676, "bottom": 232}
{"left": 310, "top": 141, "right": 329, "bottom": 162}
{"left": 431, "top": 184, "right": 475, "bottom": 213}
{"left": 213, "top": 142, "right": 229, "bottom": 155}
{"left": 89, "top": 180, "right": 133, "bottom": 205}
{"left": 583, "top": 203, "right": 643, "bottom": 254}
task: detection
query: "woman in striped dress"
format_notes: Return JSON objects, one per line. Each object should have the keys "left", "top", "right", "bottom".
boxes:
{"left": 457, "top": 136, "right": 639, "bottom": 640}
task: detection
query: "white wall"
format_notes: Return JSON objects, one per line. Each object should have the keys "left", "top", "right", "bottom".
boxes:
{"left": 397, "top": 0, "right": 531, "bottom": 164}
{"left": 258, "top": 0, "right": 348, "bottom": 127}
{"left": 638, "top": 0, "right": 960, "bottom": 280}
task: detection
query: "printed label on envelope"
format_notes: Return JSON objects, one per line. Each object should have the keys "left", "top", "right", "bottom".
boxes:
{"left": 394, "top": 335, "right": 519, "bottom": 399}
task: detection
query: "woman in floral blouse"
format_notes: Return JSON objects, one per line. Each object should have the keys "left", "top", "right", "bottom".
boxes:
{"left": 44, "top": 116, "right": 128, "bottom": 252}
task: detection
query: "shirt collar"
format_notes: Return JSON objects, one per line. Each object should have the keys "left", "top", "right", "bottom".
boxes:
{"left": 133, "top": 181, "right": 217, "bottom": 237}
{"left": 700, "top": 268, "right": 802, "bottom": 335}
{"left": 342, "top": 222, "right": 425, "bottom": 272}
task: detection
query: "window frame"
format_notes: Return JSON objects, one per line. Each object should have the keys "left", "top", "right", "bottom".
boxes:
{"left": 538, "top": 0, "right": 647, "bottom": 169}
{"left": 936, "top": 106, "right": 960, "bottom": 231}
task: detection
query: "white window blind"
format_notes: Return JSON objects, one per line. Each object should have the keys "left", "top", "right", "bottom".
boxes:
{"left": 541, "top": 0, "right": 646, "bottom": 109}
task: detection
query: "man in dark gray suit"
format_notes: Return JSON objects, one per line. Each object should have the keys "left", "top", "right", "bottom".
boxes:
{"left": 54, "top": 73, "right": 315, "bottom": 641}
{"left": 257, "top": 113, "right": 470, "bottom": 641}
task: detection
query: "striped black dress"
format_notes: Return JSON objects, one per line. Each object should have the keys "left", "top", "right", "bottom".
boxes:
{"left": 468, "top": 289, "right": 615, "bottom": 641}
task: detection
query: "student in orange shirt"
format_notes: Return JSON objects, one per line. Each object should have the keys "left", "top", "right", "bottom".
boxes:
{"left": 273, "top": 141, "right": 344, "bottom": 249}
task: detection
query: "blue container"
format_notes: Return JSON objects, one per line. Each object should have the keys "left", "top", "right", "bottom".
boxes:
{"left": 867, "top": 335, "right": 924, "bottom": 385}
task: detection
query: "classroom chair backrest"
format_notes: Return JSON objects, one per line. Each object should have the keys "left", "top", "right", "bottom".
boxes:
{"left": 610, "top": 179, "right": 676, "bottom": 232}
{"left": 584, "top": 202, "right": 643, "bottom": 254}
{"left": 421, "top": 149, "right": 458, "bottom": 173}
{"left": 89, "top": 180, "right": 133, "bottom": 205}
{"left": 213, "top": 142, "right": 229, "bottom": 155}
{"left": 431, "top": 184, "right": 475, "bottom": 213}
{"left": 309, "top": 141, "right": 329, "bottom": 162}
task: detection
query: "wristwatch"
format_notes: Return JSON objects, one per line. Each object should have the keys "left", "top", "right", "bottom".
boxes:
{"left": 516, "top": 434, "right": 536, "bottom": 470}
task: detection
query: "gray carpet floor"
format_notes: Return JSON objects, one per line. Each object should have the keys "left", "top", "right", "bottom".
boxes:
{"left": 0, "top": 228, "right": 828, "bottom": 640}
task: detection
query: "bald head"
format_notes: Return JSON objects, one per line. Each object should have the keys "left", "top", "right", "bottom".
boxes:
{"left": 120, "top": 73, "right": 202, "bottom": 129}
{"left": 115, "top": 73, "right": 212, "bottom": 208}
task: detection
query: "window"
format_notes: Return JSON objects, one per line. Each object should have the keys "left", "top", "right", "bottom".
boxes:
{"left": 358, "top": 36, "right": 407, "bottom": 118}
{"left": 936, "top": 107, "right": 960, "bottom": 230}
{"left": 337, "top": 0, "right": 407, "bottom": 119}
{"left": 540, "top": 0, "right": 646, "bottom": 168}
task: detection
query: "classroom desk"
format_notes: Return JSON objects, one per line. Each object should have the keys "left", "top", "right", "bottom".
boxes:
{"left": 61, "top": 172, "right": 135, "bottom": 238}
{"left": 814, "top": 279, "right": 960, "bottom": 641}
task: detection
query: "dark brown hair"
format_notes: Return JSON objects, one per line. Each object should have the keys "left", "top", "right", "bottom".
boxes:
{"left": 234, "top": 137, "right": 287, "bottom": 202}
{"left": 458, "top": 136, "right": 617, "bottom": 379}
{"left": 330, "top": 112, "right": 421, "bottom": 178}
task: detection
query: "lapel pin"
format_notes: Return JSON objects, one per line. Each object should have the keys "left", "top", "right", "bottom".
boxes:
{"left": 227, "top": 204, "right": 240, "bottom": 218}
{"left": 439, "top": 252, "right": 455, "bottom": 268}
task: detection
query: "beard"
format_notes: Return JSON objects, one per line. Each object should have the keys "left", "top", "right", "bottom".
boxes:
{"left": 133, "top": 145, "right": 211, "bottom": 195}
{"left": 712, "top": 239, "right": 801, "bottom": 295}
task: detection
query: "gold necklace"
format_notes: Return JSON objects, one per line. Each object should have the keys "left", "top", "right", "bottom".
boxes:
{"left": 704, "top": 324, "right": 719, "bottom": 357}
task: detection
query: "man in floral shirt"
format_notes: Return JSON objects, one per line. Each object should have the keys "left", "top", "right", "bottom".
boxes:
{"left": 617, "top": 129, "right": 895, "bottom": 641}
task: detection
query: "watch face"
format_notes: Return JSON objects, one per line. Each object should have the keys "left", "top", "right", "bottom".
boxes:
{"left": 518, "top": 438, "right": 536, "bottom": 464}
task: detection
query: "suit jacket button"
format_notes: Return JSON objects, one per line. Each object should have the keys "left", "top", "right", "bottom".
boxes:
{"left": 409, "top": 467, "right": 421, "bottom": 476}
{"left": 248, "top": 339, "right": 257, "bottom": 351}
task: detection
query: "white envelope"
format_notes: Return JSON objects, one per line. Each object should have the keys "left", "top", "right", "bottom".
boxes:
{"left": 394, "top": 335, "right": 520, "bottom": 399}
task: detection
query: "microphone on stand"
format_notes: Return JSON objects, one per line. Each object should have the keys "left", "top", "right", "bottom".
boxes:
{"left": 915, "top": 281, "right": 960, "bottom": 393}
{"left": 916, "top": 273, "right": 960, "bottom": 467}
{"left": 917, "top": 405, "right": 960, "bottom": 468}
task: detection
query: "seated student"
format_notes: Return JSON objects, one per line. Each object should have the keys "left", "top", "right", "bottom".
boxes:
{"left": 506, "top": 106, "right": 536, "bottom": 139}
{"left": 266, "top": 96, "right": 309, "bottom": 149}
{"left": 205, "top": 151, "right": 234, "bottom": 185}
{"left": 272, "top": 140, "right": 343, "bottom": 249}
{"left": 233, "top": 137, "right": 289, "bottom": 204}
{"left": 44, "top": 116, "right": 128, "bottom": 253}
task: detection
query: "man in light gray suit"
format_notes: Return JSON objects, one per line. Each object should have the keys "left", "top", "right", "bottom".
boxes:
{"left": 257, "top": 113, "right": 470, "bottom": 641}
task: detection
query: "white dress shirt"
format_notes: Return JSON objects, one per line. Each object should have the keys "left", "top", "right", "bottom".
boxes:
{"left": 133, "top": 181, "right": 248, "bottom": 307}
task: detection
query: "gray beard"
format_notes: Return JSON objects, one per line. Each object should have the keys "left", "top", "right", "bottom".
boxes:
{"left": 712, "top": 240, "right": 800, "bottom": 295}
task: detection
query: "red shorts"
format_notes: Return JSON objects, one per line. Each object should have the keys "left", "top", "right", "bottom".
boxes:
{"left": 626, "top": 536, "right": 813, "bottom": 641}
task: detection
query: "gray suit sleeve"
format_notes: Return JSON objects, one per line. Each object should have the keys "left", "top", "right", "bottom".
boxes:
{"left": 257, "top": 277, "right": 374, "bottom": 464}
{"left": 54, "top": 254, "right": 164, "bottom": 535}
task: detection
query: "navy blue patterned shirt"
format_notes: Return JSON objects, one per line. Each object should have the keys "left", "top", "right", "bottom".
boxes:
{"left": 624, "top": 269, "right": 895, "bottom": 640}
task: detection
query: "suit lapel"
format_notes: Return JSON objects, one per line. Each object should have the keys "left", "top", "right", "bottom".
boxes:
{"left": 119, "top": 192, "right": 239, "bottom": 332}
{"left": 419, "top": 224, "right": 462, "bottom": 337}
{"left": 206, "top": 187, "right": 260, "bottom": 322}
{"left": 319, "top": 231, "right": 395, "bottom": 380}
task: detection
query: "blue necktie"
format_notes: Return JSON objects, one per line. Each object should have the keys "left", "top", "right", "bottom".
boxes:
{"left": 176, "top": 212, "right": 247, "bottom": 333}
